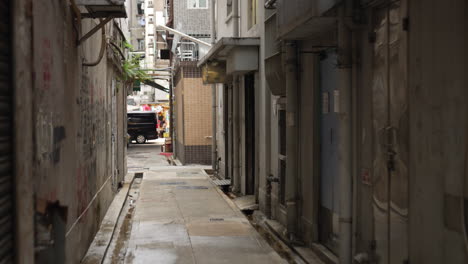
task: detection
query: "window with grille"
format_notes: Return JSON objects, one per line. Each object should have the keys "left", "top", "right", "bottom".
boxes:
{"left": 188, "top": 0, "right": 208, "bottom": 9}
{"left": 137, "top": 39, "right": 145, "bottom": 51}
{"left": 248, "top": 0, "right": 257, "bottom": 28}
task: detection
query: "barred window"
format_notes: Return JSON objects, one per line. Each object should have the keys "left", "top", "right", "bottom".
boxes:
{"left": 187, "top": 0, "right": 208, "bottom": 9}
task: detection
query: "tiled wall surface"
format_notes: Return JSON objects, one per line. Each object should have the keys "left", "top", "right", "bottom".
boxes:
{"left": 173, "top": 0, "right": 211, "bottom": 37}
{"left": 184, "top": 145, "right": 212, "bottom": 164}
{"left": 174, "top": 63, "right": 212, "bottom": 165}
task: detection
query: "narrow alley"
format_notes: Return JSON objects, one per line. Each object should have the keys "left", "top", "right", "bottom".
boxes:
{"left": 83, "top": 140, "right": 290, "bottom": 263}
{"left": 5, "top": 0, "right": 468, "bottom": 263}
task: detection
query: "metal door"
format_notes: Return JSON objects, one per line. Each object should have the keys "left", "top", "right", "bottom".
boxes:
{"left": 319, "top": 50, "right": 340, "bottom": 253}
{"left": 371, "top": 1, "right": 408, "bottom": 263}
{"left": 0, "top": 0, "right": 14, "bottom": 262}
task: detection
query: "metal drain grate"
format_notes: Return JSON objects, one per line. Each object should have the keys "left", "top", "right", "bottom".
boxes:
{"left": 209, "top": 218, "right": 224, "bottom": 222}
{"left": 159, "top": 182, "right": 187, "bottom": 185}
{"left": 211, "top": 179, "right": 231, "bottom": 186}
{"left": 134, "top": 172, "right": 144, "bottom": 178}
{"left": 176, "top": 186, "right": 209, "bottom": 190}
{"left": 176, "top": 171, "right": 201, "bottom": 176}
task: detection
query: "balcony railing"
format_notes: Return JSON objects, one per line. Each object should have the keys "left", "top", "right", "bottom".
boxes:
{"left": 176, "top": 41, "right": 198, "bottom": 61}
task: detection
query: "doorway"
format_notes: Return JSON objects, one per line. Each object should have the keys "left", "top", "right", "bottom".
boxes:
{"left": 244, "top": 74, "right": 256, "bottom": 195}
{"left": 318, "top": 50, "right": 340, "bottom": 254}
{"left": 0, "top": 0, "right": 15, "bottom": 261}
{"left": 223, "top": 84, "right": 230, "bottom": 179}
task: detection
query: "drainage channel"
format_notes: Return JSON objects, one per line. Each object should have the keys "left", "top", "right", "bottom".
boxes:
{"left": 103, "top": 173, "right": 143, "bottom": 264}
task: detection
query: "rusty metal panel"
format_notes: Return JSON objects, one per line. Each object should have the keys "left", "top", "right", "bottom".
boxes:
{"left": 0, "top": 0, "right": 14, "bottom": 262}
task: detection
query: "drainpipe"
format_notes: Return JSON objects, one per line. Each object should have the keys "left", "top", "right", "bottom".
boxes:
{"left": 285, "top": 41, "right": 298, "bottom": 240}
{"left": 265, "top": 94, "right": 274, "bottom": 218}
{"left": 210, "top": 0, "right": 218, "bottom": 171}
{"left": 230, "top": 0, "right": 239, "bottom": 187}
{"left": 232, "top": 76, "right": 241, "bottom": 193}
{"left": 338, "top": 2, "right": 353, "bottom": 264}
{"left": 232, "top": 0, "right": 239, "bottom": 37}
{"left": 170, "top": 68, "right": 175, "bottom": 156}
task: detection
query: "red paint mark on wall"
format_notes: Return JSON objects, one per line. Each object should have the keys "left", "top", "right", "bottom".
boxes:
{"left": 41, "top": 39, "right": 53, "bottom": 90}
{"left": 47, "top": 190, "right": 57, "bottom": 202}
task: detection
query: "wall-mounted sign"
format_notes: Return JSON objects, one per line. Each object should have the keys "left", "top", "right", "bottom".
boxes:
{"left": 333, "top": 90, "right": 340, "bottom": 113}
{"left": 202, "top": 61, "right": 226, "bottom": 84}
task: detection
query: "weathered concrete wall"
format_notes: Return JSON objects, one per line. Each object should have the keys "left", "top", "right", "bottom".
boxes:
{"left": 210, "top": 0, "right": 468, "bottom": 262}
{"left": 215, "top": 0, "right": 233, "bottom": 39}
{"left": 29, "top": 1, "right": 127, "bottom": 262}
{"left": 14, "top": 0, "right": 35, "bottom": 262}
{"left": 408, "top": 0, "right": 468, "bottom": 263}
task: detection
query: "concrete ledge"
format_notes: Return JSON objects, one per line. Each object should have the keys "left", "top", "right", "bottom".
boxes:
{"left": 81, "top": 173, "right": 135, "bottom": 264}
{"left": 252, "top": 211, "right": 326, "bottom": 264}
{"left": 174, "top": 158, "right": 183, "bottom": 166}
{"left": 309, "top": 243, "right": 339, "bottom": 264}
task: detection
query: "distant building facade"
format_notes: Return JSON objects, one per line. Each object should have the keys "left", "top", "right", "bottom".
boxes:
{"left": 128, "top": 0, "right": 169, "bottom": 104}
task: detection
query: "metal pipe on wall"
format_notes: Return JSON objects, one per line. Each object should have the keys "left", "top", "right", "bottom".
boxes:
{"left": 210, "top": 0, "right": 218, "bottom": 171}
{"left": 232, "top": 0, "right": 239, "bottom": 37}
{"left": 83, "top": 23, "right": 106, "bottom": 67}
{"left": 232, "top": 76, "right": 241, "bottom": 193}
{"left": 264, "top": 90, "right": 273, "bottom": 218}
{"left": 338, "top": 3, "right": 353, "bottom": 263}
{"left": 171, "top": 69, "right": 176, "bottom": 157}
{"left": 169, "top": 70, "right": 174, "bottom": 151}
{"left": 285, "top": 41, "right": 299, "bottom": 240}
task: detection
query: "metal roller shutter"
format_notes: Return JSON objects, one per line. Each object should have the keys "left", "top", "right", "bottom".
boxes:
{"left": 0, "top": 0, "right": 14, "bottom": 262}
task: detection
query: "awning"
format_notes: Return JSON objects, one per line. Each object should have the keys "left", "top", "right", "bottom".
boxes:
{"left": 197, "top": 38, "right": 260, "bottom": 79}
{"left": 75, "top": 0, "right": 127, "bottom": 18}
{"left": 143, "top": 80, "right": 169, "bottom": 93}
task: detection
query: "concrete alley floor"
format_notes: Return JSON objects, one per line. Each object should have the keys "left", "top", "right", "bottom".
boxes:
{"left": 110, "top": 140, "right": 287, "bottom": 264}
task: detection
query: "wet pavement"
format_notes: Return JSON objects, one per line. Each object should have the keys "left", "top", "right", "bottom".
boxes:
{"left": 101, "top": 139, "right": 286, "bottom": 264}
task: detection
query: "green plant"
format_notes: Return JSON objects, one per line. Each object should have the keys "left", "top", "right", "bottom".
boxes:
{"left": 121, "top": 42, "right": 150, "bottom": 85}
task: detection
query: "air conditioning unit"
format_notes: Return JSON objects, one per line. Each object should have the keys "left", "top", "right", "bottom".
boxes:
{"left": 75, "top": 0, "right": 127, "bottom": 18}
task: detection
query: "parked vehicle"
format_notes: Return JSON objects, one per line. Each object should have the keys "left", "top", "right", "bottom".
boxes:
{"left": 127, "top": 111, "right": 158, "bottom": 144}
